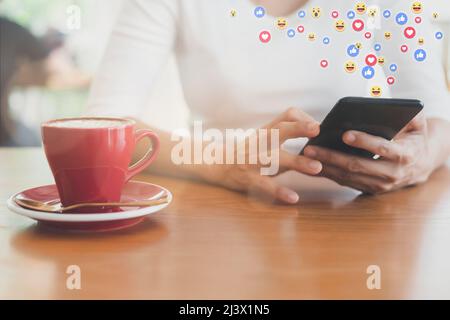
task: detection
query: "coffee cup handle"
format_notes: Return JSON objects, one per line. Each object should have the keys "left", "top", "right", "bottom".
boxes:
{"left": 126, "top": 130, "right": 160, "bottom": 181}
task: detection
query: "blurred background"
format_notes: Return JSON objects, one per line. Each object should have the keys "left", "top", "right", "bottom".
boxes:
{"left": 0, "top": 0, "right": 448, "bottom": 146}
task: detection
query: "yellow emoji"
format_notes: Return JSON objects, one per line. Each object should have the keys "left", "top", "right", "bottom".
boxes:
{"left": 308, "top": 32, "right": 316, "bottom": 41}
{"left": 418, "top": 37, "right": 425, "bottom": 45}
{"left": 412, "top": 2, "right": 422, "bottom": 14}
{"left": 345, "top": 61, "right": 357, "bottom": 73}
{"left": 230, "top": 9, "right": 237, "bottom": 17}
{"left": 377, "top": 57, "right": 385, "bottom": 65}
{"left": 311, "top": 7, "right": 321, "bottom": 18}
{"left": 433, "top": 12, "right": 439, "bottom": 19}
{"left": 355, "top": 3, "right": 367, "bottom": 15}
{"left": 371, "top": 86, "right": 382, "bottom": 97}
{"left": 368, "top": 7, "right": 377, "bottom": 18}
{"left": 335, "top": 20, "right": 345, "bottom": 32}
{"left": 384, "top": 32, "right": 392, "bottom": 40}
{"left": 355, "top": 42, "right": 362, "bottom": 49}
{"left": 276, "top": 17, "right": 288, "bottom": 30}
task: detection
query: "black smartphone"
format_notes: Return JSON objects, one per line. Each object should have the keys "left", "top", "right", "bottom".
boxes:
{"left": 300, "top": 97, "right": 424, "bottom": 159}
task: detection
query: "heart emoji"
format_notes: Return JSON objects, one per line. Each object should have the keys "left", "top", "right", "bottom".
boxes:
{"left": 404, "top": 27, "right": 416, "bottom": 39}
{"left": 259, "top": 31, "right": 271, "bottom": 43}
{"left": 401, "top": 45, "right": 409, "bottom": 53}
{"left": 320, "top": 60, "right": 329, "bottom": 68}
{"left": 297, "top": 25, "right": 305, "bottom": 33}
{"left": 352, "top": 19, "right": 364, "bottom": 32}
{"left": 387, "top": 76, "right": 395, "bottom": 85}
{"left": 331, "top": 11, "right": 339, "bottom": 18}
{"left": 365, "top": 54, "right": 377, "bottom": 66}
{"left": 365, "top": 32, "right": 372, "bottom": 39}
{"left": 415, "top": 17, "right": 422, "bottom": 24}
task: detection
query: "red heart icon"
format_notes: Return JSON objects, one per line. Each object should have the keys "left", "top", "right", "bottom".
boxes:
{"left": 297, "top": 25, "right": 305, "bottom": 33}
{"left": 365, "top": 54, "right": 377, "bottom": 66}
{"left": 415, "top": 17, "right": 422, "bottom": 24}
{"left": 259, "top": 31, "right": 271, "bottom": 43}
{"left": 320, "top": 60, "right": 329, "bottom": 68}
{"left": 387, "top": 76, "right": 395, "bottom": 85}
{"left": 352, "top": 19, "right": 365, "bottom": 32}
{"left": 401, "top": 45, "right": 409, "bottom": 53}
{"left": 365, "top": 32, "right": 372, "bottom": 39}
{"left": 404, "top": 27, "right": 416, "bottom": 39}
{"left": 331, "top": 11, "right": 339, "bottom": 18}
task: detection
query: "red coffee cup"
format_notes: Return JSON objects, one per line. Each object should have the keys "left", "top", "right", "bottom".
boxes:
{"left": 42, "top": 117, "right": 160, "bottom": 207}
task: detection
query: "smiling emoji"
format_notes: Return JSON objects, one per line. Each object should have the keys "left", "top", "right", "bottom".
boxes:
{"left": 370, "top": 86, "right": 382, "bottom": 97}
{"left": 412, "top": 2, "right": 422, "bottom": 14}
{"left": 384, "top": 32, "right": 392, "bottom": 40}
{"left": 308, "top": 32, "right": 316, "bottom": 41}
{"left": 335, "top": 20, "right": 345, "bottom": 32}
{"left": 377, "top": 57, "right": 385, "bottom": 65}
{"left": 311, "top": 7, "right": 321, "bottom": 18}
{"left": 276, "top": 18, "right": 288, "bottom": 30}
{"left": 355, "top": 3, "right": 367, "bottom": 15}
{"left": 345, "top": 61, "right": 357, "bottom": 73}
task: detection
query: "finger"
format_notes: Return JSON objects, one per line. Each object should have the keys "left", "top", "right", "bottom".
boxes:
{"left": 247, "top": 174, "right": 299, "bottom": 204}
{"left": 304, "top": 146, "right": 402, "bottom": 182}
{"left": 342, "top": 131, "right": 412, "bottom": 163}
{"left": 279, "top": 150, "right": 322, "bottom": 175}
{"left": 265, "top": 107, "right": 319, "bottom": 132}
{"left": 320, "top": 165, "right": 393, "bottom": 194}
{"left": 274, "top": 121, "right": 320, "bottom": 142}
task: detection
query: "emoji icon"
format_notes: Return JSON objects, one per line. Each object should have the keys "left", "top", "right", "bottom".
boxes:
{"left": 230, "top": 9, "right": 237, "bottom": 17}
{"left": 347, "top": 44, "right": 360, "bottom": 57}
{"left": 320, "top": 59, "right": 329, "bottom": 68}
{"left": 323, "top": 37, "right": 330, "bottom": 45}
{"left": 311, "top": 7, "right": 321, "bottom": 18}
{"left": 259, "top": 30, "right": 271, "bottom": 43}
{"left": 377, "top": 57, "right": 385, "bottom": 65}
{"left": 390, "top": 64, "right": 398, "bottom": 72}
{"left": 365, "top": 32, "right": 372, "bottom": 39}
{"left": 254, "top": 6, "right": 265, "bottom": 18}
{"left": 414, "top": 49, "right": 427, "bottom": 62}
{"left": 401, "top": 45, "right": 409, "bottom": 53}
{"left": 362, "top": 66, "right": 375, "bottom": 79}
{"left": 412, "top": 2, "right": 422, "bottom": 14}
{"left": 433, "top": 12, "right": 439, "bottom": 19}
{"left": 384, "top": 32, "right": 392, "bottom": 40}
{"left": 365, "top": 54, "right": 377, "bottom": 67}
{"left": 297, "top": 25, "right": 305, "bottom": 33}
{"left": 355, "top": 43, "right": 362, "bottom": 49}
{"left": 418, "top": 37, "right": 425, "bottom": 45}
{"left": 345, "top": 61, "right": 357, "bottom": 73}
{"left": 331, "top": 11, "right": 339, "bottom": 18}
{"left": 287, "top": 29, "right": 296, "bottom": 38}
{"left": 347, "top": 11, "right": 356, "bottom": 19}
{"left": 383, "top": 10, "right": 391, "bottom": 18}
{"left": 436, "top": 32, "right": 444, "bottom": 40}
{"left": 396, "top": 13, "right": 408, "bottom": 25}
{"left": 415, "top": 17, "right": 422, "bottom": 24}
{"left": 352, "top": 19, "right": 364, "bottom": 32}
{"left": 404, "top": 27, "right": 416, "bottom": 39}
{"left": 308, "top": 33, "right": 316, "bottom": 41}
{"left": 387, "top": 76, "right": 395, "bottom": 85}
{"left": 298, "top": 10, "right": 306, "bottom": 18}
{"left": 370, "top": 86, "right": 382, "bottom": 97}
{"left": 374, "top": 43, "right": 382, "bottom": 51}
{"left": 335, "top": 20, "right": 345, "bottom": 32}
{"left": 368, "top": 7, "right": 377, "bottom": 18}
{"left": 355, "top": 3, "right": 366, "bottom": 15}
{"left": 276, "top": 18, "right": 288, "bottom": 30}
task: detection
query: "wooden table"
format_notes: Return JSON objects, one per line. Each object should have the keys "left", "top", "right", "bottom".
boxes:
{"left": 1, "top": 148, "right": 450, "bottom": 299}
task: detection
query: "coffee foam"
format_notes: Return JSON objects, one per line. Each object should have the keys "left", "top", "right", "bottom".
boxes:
{"left": 47, "top": 119, "right": 129, "bottom": 129}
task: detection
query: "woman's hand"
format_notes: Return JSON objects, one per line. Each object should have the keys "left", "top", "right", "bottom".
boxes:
{"left": 204, "top": 108, "right": 322, "bottom": 204}
{"left": 304, "top": 113, "right": 436, "bottom": 194}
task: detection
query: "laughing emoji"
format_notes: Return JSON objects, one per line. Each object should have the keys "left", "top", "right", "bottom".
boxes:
{"left": 412, "top": 2, "right": 422, "bottom": 14}
{"left": 345, "top": 61, "right": 357, "bottom": 73}
{"left": 384, "top": 32, "right": 392, "bottom": 40}
{"left": 377, "top": 57, "right": 385, "bottom": 65}
{"left": 311, "top": 7, "right": 321, "bottom": 18}
{"left": 308, "top": 32, "right": 316, "bottom": 41}
{"left": 335, "top": 20, "right": 345, "bottom": 32}
{"left": 276, "top": 18, "right": 288, "bottom": 30}
{"left": 371, "top": 86, "right": 382, "bottom": 97}
{"left": 355, "top": 3, "right": 367, "bottom": 15}
{"left": 418, "top": 37, "right": 425, "bottom": 45}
